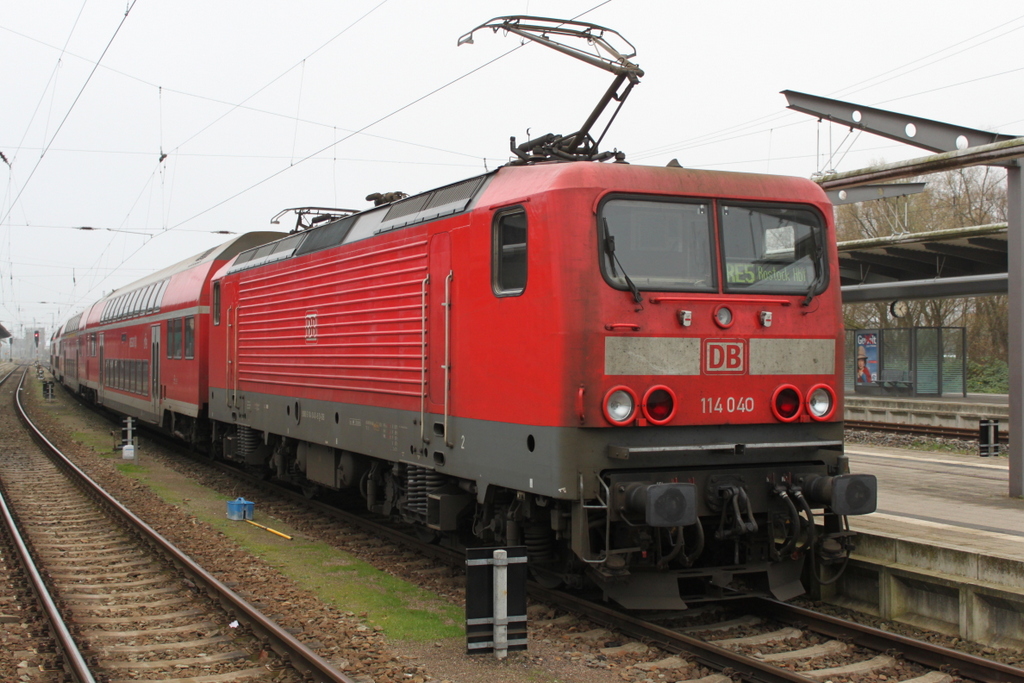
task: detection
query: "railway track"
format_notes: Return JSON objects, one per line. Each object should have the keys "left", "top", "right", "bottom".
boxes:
{"left": 33, "top": 373, "right": 1024, "bottom": 683}
{"left": 0, "top": 367, "right": 354, "bottom": 683}
{"left": 845, "top": 419, "right": 1008, "bottom": 443}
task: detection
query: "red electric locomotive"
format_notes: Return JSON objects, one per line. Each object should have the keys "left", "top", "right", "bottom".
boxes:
{"left": 197, "top": 160, "right": 875, "bottom": 608}
{"left": 55, "top": 16, "right": 876, "bottom": 609}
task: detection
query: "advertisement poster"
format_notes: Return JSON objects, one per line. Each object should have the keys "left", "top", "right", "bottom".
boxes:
{"left": 855, "top": 331, "right": 878, "bottom": 385}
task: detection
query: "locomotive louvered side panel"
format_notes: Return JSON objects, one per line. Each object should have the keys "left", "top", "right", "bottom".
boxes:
{"left": 235, "top": 238, "right": 430, "bottom": 400}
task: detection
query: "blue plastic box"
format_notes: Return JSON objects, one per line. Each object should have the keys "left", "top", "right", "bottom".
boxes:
{"left": 226, "top": 497, "right": 255, "bottom": 521}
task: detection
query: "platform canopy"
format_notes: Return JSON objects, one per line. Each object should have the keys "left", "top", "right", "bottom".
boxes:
{"left": 0, "top": 323, "right": 10, "bottom": 340}
{"left": 838, "top": 223, "right": 1008, "bottom": 302}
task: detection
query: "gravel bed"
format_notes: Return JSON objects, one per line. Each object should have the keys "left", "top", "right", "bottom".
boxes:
{"left": 845, "top": 429, "right": 979, "bottom": 454}
{"left": 21, "top": 381, "right": 419, "bottom": 683}
{"left": 16, "top": 376, "right": 1024, "bottom": 683}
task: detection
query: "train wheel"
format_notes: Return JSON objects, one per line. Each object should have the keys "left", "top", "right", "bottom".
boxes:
{"left": 415, "top": 526, "right": 441, "bottom": 544}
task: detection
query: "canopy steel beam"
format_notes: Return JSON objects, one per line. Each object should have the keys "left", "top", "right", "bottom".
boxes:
{"left": 783, "top": 90, "right": 1016, "bottom": 154}
{"left": 842, "top": 273, "right": 1007, "bottom": 302}
{"left": 827, "top": 183, "right": 926, "bottom": 205}
{"left": 816, "top": 138, "right": 1024, "bottom": 190}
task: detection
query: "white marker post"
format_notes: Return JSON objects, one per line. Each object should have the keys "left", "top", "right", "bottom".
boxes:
{"left": 122, "top": 416, "right": 136, "bottom": 460}
{"left": 492, "top": 549, "right": 508, "bottom": 659}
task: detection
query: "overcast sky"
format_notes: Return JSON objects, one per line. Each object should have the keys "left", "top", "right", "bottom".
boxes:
{"left": 2, "top": 0, "right": 1022, "bottom": 336}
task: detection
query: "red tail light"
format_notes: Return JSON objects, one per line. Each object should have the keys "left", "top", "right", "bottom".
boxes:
{"left": 771, "top": 385, "right": 802, "bottom": 422}
{"left": 642, "top": 386, "right": 676, "bottom": 425}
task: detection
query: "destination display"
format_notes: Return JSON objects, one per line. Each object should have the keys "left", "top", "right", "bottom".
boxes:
{"left": 724, "top": 260, "right": 813, "bottom": 286}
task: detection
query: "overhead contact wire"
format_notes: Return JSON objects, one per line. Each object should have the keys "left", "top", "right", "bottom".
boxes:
{"left": 167, "top": 45, "right": 525, "bottom": 230}
{"left": 1, "top": 0, "right": 139, "bottom": 226}
{"left": 167, "top": 0, "right": 618, "bottom": 231}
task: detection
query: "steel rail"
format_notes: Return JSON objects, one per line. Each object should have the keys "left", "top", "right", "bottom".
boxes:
{"left": 751, "top": 598, "right": 1024, "bottom": 683}
{"left": 528, "top": 583, "right": 816, "bottom": 683}
{"left": 15, "top": 370, "right": 355, "bottom": 683}
{"left": 2, "top": 368, "right": 97, "bottom": 683}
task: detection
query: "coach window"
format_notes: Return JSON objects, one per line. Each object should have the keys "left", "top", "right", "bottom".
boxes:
{"left": 173, "top": 319, "right": 182, "bottom": 359}
{"left": 213, "top": 282, "right": 221, "bottom": 325}
{"left": 493, "top": 208, "right": 527, "bottom": 296}
{"left": 184, "top": 316, "right": 195, "bottom": 359}
{"left": 167, "top": 318, "right": 183, "bottom": 359}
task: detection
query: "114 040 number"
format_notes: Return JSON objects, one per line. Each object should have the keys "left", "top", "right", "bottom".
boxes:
{"left": 701, "top": 397, "right": 755, "bottom": 414}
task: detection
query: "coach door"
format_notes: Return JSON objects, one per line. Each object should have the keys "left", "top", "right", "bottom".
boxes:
{"left": 151, "top": 325, "right": 161, "bottom": 416}
{"left": 426, "top": 233, "right": 452, "bottom": 446}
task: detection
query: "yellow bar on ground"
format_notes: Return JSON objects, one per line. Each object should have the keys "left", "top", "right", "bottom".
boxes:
{"left": 244, "top": 519, "right": 293, "bottom": 540}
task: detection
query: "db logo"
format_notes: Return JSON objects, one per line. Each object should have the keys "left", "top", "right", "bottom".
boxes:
{"left": 704, "top": 339, "right": 746, "bottom": 374}
{"left": 304, "top": 311, "right": 318, "bottom": 344}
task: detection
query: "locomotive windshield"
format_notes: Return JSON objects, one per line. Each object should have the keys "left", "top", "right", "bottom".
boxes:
{"left": 720, "top": 203, "right": 825, "bottom": 294}
{"left": 599, "top": 198, "right": 826, "bottom": 295}
{"left": 600, "top": 199, "right": 716, "bottom": 292}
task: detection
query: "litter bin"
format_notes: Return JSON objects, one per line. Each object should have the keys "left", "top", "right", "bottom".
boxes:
{"left": 979, "top": 419, "right": 1000, "bottom": 457}
{"left": 226, "top": 497, "right": 255, "bottom": 520}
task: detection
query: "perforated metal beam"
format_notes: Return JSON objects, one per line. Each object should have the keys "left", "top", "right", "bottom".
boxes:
{"left": 783, "top": 90, "right": 1017, "bottom": 154}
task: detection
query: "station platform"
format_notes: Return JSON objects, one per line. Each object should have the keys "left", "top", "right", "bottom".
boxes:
{"left": 845, "top": 442, "right": 1023, "bottom": 561}
{"left": 831, "top": 442, "right": 1024, "bottom": 643}
{"left": 844, "top": 391, "right": 1009, "bottom": 431}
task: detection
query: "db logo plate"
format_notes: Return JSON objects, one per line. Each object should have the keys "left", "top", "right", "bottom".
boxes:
{"left": 704, "top": 339, "right": 746, "bottom": 374}
{"left": 305, "top": 311, "right": 318, "bottom": 344}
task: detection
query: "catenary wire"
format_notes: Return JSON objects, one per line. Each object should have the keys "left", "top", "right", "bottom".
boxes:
{"left": 1, "top": 1, "right": 139, "bottom": 226}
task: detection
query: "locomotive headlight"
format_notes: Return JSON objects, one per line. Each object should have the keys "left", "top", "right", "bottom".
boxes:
{"left": 714, "top": 305, "right": 733, "bottom": 328}
{"left": 604, "top": 386, "right": 637, "bottom": 425}
{"left": 806, "top": 384, "right": 836, "bottom": 421}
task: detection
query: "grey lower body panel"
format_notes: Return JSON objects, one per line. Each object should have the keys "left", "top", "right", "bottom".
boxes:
{"left": 208, "top": 387, "right": 844, "bottom": 502}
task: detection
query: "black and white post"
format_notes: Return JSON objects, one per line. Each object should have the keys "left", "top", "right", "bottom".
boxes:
{"left": 465, "top": 546, "right": 527, "bottom": 658}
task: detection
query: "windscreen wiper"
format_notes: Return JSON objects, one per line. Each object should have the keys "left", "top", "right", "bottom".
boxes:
{"left": 801, "top": 228, "right": 824, "bottom": 307}
{"left": 603, "top": 219, "right": 643, "bottom": 304}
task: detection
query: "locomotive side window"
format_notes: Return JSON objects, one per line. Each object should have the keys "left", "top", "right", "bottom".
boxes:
{"left": 493, "top": 208, "right": 527, "bottom": 295}
{"left": 719, "top": 204, "right": 827, "bottom": 295}
{"left": 599, "top": 198, "right": 715, "bottom": 292}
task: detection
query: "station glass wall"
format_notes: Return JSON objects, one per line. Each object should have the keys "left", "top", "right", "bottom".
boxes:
{"left": 844, "top": 327, "right": 966, "bottom": 397}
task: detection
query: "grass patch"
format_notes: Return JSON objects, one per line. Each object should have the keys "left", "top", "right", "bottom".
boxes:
{"left": 132, "top": 467, "right": 463, "bottom": 641}
{"left": 72, "top": 430, "right": 117, "bottom": 456}
{"left": 908, "top": 439, "right": 978, "bottom": 456}
{"left": 114, "top": 461, "right": 147, "bottom": 475}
